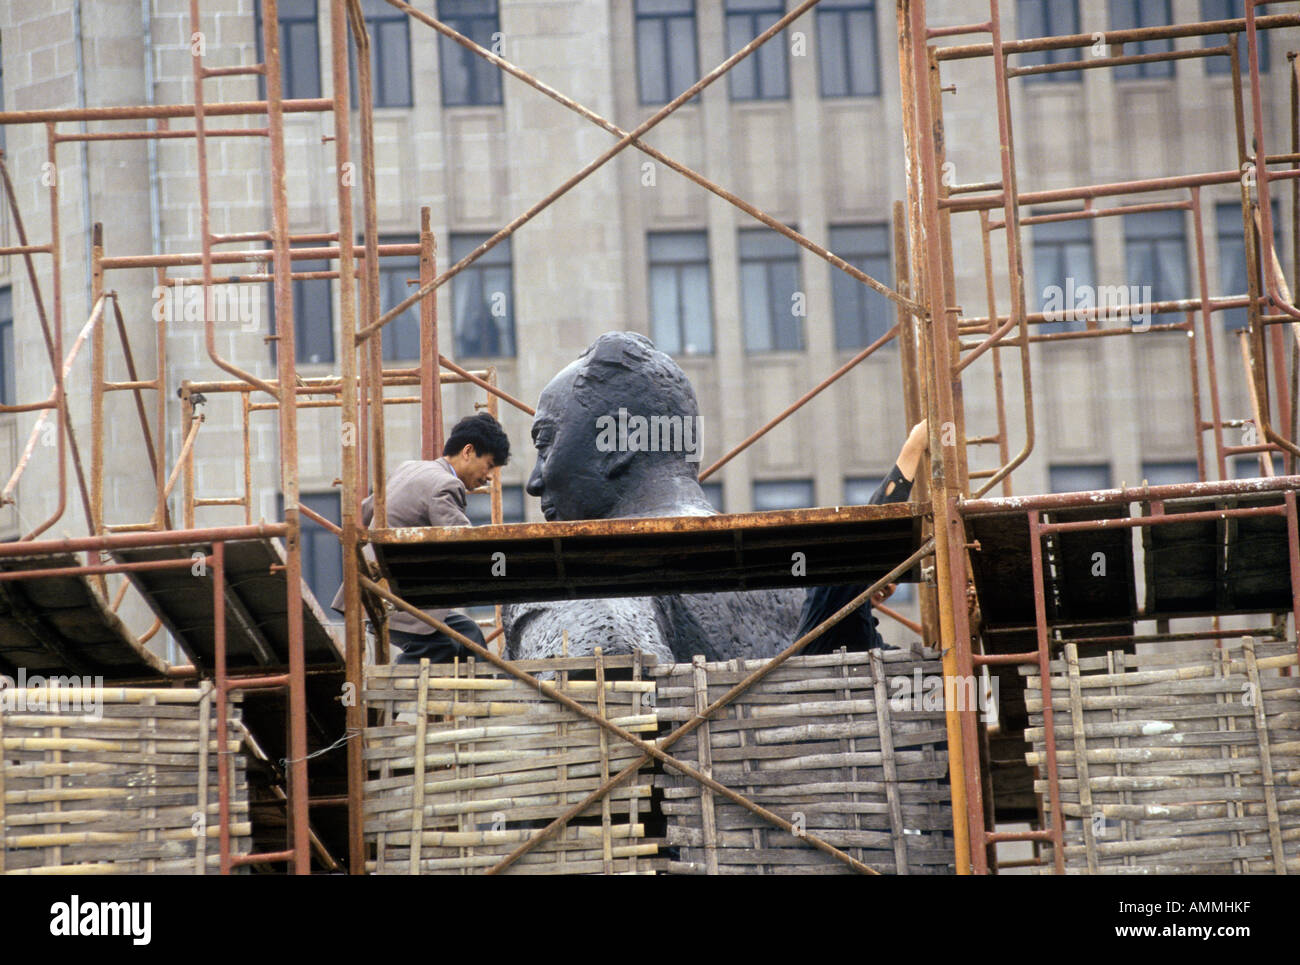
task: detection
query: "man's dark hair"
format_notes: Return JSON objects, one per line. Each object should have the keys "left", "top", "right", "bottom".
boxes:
{"left": 443, "top": 412, "right": 510, "bottom": 466}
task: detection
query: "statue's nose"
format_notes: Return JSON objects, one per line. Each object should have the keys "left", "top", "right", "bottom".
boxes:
{"left": 526, "top": 459, "right": 544, "bottom": 497}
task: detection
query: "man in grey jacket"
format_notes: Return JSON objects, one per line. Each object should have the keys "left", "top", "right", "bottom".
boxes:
{"left": 332, "top": 412, "right": 510, "bottom": 664}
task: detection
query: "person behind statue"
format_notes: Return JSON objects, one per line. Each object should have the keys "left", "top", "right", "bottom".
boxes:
{"left": 794, "top": 419, "right": 928, "bottom": 653}
{"left": 331, "top": 412, "right": 510, "bottom": 665}
{"left": 504, "top": 332, "right": 802, "bottom": 663}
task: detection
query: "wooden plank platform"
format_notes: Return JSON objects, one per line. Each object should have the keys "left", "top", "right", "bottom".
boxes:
{"left": 1020, "top": 638, "right": 1300, "bottom": 874}
{"left": 369, "top": 503, "right": 926, "bottom": 608}
{"left": 113, "top": 538, "right": 341, "bottom": 671}
{"left": 0, "top": 554, "right": 167, "bottom": 681}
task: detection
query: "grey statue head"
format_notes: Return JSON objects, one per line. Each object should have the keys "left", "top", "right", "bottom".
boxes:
{"left": 526, "top": 331, "right": 713, "bottom": 521}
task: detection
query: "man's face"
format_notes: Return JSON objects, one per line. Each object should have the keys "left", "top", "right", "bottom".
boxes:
{"left": 526, "top": 362, "right": 620, "bottom": 521}
{"left": 461, "top": 447, "right": 498, "bottom": 491}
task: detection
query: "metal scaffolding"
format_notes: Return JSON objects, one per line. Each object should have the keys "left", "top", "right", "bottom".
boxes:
{"left": 0, "top": 0, "right": 1297, "bottom": 875}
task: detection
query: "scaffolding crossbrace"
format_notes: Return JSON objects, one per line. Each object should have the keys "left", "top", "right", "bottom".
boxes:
{"left": 1, "top": 0, "right": 1299, "bottom": 875}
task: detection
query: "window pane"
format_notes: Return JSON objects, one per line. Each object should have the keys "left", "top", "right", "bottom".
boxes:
{"left": 666, "top": 15, "right": 698, "bottom": 96}
{"left": 292, "top": 492, "right": 342, "bottom": 613}
{"left": 450, "top": 234, "right": 514, "bottom": 357}
{"left": 636, "top": 19, "right": 669, "bottom": 104}
{"left": 769, "top": 260, "right": 802, "bottom": 350}
{"left": 700, "top": 481, "right": 724, "bottom": 512}
{"left": 680, "top": 265, "right": 713, "bottom": 354}
{"left": 1019, "top": 0, "right": 1083, "bottom": 82}
{"left": 378, "top": 239, "right": 421, "bottom": 361}
{"left": 466, "top": 484, "right": 525, "bottom": 524}
{"left": 438, "top": 1, "right": 503, "bottom": 106}
{"left": 725, "top": 15, "right": 758, "bottom": 99}
{"left": 287, "top": 21, "right": 322, "bottom": 100}
{"left": 649, "top": 267, "right": 682, "bottom": 354}
{"left": 753, "top": 479, "right": 814, "bottom": 510}
{"left": 1141, "top": 460, "right": 1199, "bottom": 485}
{"left": 0, "top": 288, "right": 12, "bottom": 407}
{"left": 830, "top": 224, "right": 891, "bottom": 348}
{"left": 1204, "top": 0, "right": 1269, "bottom": 75}
{"left": 378, "top": 20, "right": 412, "bottom": 107}
{"left": 817, "top": 11, "right": 850, "bottom": 97}
{"left": 844, "top": 476, "right": 880, "bottom": 505}
{"left": 1049, "top": 463, "right": 1112, "bottom": 492}
{"left": 740, "top": 262, "right": 771, "bottom": 350}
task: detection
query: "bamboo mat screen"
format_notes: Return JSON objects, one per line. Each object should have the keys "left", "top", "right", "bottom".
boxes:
{"left": 364, "top": 652, "right": 661, "bottom": 874}
{"left": 0, "top": 682, "right": 251, "bottom": 874}
{"left": 1021, "top": 638, "right": 1300, "bottom": 873}
{"left": 650, "top": 649, "right": 955, "bottom": 874}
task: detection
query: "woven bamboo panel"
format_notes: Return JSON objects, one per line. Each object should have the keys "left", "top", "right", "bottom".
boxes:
{"left": 364, "top": 652, "right": 662, "bottom": 874}
{"left": 1021, "top": 638, "right": 1300, "bottom": 874}
{"left": 0, "top": 683, "right": 251, "bottom": 874}
{"left": 650, "top": 649, "right": 955, "bottom": 874}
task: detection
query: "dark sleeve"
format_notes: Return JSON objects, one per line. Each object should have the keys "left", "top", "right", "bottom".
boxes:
{"left": 869, "top": 464, "right": 914, "bottom": 506}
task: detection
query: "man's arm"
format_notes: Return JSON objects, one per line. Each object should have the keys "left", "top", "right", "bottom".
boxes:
{"left": 870, "top": 419, "right": 928, "bottom": 505}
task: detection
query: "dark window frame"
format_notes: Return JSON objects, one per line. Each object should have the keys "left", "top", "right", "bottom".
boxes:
{"left": 347, "top": 0, "right": 414, "bottom": 109}
{"left": 269, "top": 248, "right": 335, "bottom": 366}
{"left": 438, "top": 0, "right": 504, "bottom": 107}
{"left": 635, "top": 0, "right": 700, "bottom": 105}
{"left": 1109, "top": 0, "right": 1175, "bottom": 80}
{"left": 725, "top": 0, "right": 790, "bottom": 101}
{"left": 829, "top": 223, "right": 892, "bottom": 349}
{"left": 1203, "top": 0, "right": 1269, "bottom": 75}
{"left": 255, "top": 0, "right": 322, "bottom": 101}
{"left": 816, "top": 0, "right": 881, "bottom": 98}
{"left": 449, "top": 232, "right": 515, "bottom": 358}
{"left": 753, "top": 478, "right": 815, "bottom": 511}
{"left": 1017, "top": 0, "right": 1084, "bottom": 83}
{"left": 739, "top": 227, "right": 804, "bottom": 353}
{"left": 647, "top": 230, "right": 714, "bottom": 356}
{"left": 1124, "top": 208, "right": 1188, "bottom": 307}
{"left": 0, "top": 287, "right": 13, "bottom": 408}
{"left": 1032, "top": 214, "right": 1097, "bottom": 334}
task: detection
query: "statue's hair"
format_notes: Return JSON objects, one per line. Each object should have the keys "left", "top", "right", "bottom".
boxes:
{"left": 571, "top": 331, "right": 700, "bottom": 421}
{"left": 569, "top": 332, "right": 702, "bottom": 475}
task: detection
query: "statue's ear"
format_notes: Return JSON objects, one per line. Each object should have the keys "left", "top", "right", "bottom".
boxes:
{"left": 602, "top": 445, "right": 637, "bottom": 479}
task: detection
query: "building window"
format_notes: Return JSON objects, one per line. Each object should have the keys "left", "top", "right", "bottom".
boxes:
{"left": 648, "top": 231, "right": 713, "bottom": 356}
{"left": 256, "top": 0, "right": 321, "bottom": 101}
{"left": 700, "top": 481, "right": 724, "bottom": 512}
{"left": 725, "top": 0, "right": 789, "bottom": 100}
{"left": 270, "top": 252, "right": 334, "bottom": 366}
{"left": 753, "top": 479, "right": 814, "bottom": 510}
{"left": 1233, "top": 453, "right": 1283, "bottom": 478}
{"left": 739, "top": 228, "right": 803, "bottom": 352}
{"left": 817, "top": 0, "right": 880, "bottom": 97}
{"left": 1204, "top": 0, "right": 1268, "bottom": 75}
{"left": 376, "top": 236, "right": 421, "bottom": 362}
{"left": 0, "top": 288, "right": 13, "bottom": 407}
{"left": 829, "top": 224, "right": 892, "bottom": 349}
{"left": 1124, "top": 209, "right": 1187, "bottom": 307}
{"left": 438, "top": 0, "right": 503, "bottom": 106}
{"left": 1033, "top": 215, "right": 1095, "bottom": 333}
{"left": 1049, "top": 463, "right": 1112, "bottom": 493}
{"left": 1141, "top": 460, "right": 1199, "bottom": 485}
{"left": 450, "top": 233, "right": 514, "bottom": 358}
{"left": 635, "top": 0, "right": 698, "bottom": 105}
{"left": 1216, "top": 201, "right": 1280, "bottom": 331}
{"left": 466, "top": 484, "right": 525, "bottom": 525}
{"left": 349, "top": 0, "right": 413, "bottom": 108}
{"left": 1110, "top": 0, "right": 1173, "bottom": 79}
{"left": 283, "top": 492, "right": 342, "bottom": 613}
{"left": 1017, "top": 0, "right": 1083, "bottom": 83}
